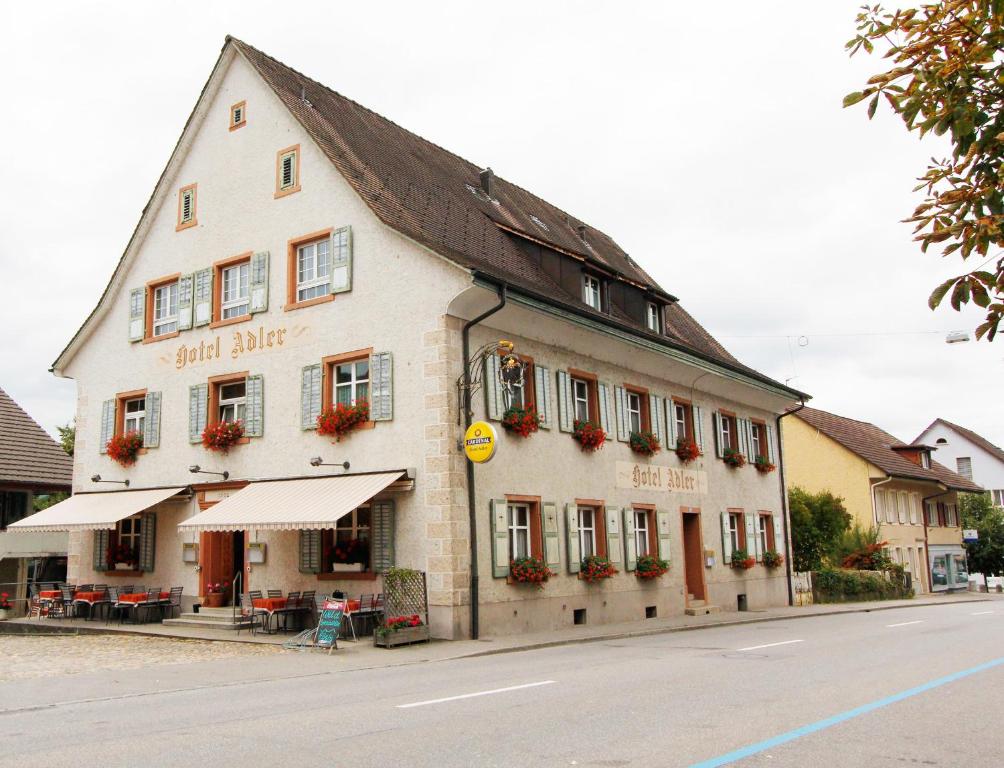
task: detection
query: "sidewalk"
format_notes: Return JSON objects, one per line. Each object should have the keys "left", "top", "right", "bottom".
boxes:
{"left": 3, "top": 592, "right": 993, "bottom": 672}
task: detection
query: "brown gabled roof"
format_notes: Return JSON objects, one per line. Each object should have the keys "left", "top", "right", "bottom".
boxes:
{"left": 796, "top": 406, "right": 982, "bottom": 493}
{"left": 0, "top": 387, "right": 72, "bottom": 489}
{"left": 227, "top": 38, "right": 800, "bottom": 396}
{"left": 917, "top": 418, "right": 1004, "bottom": 466}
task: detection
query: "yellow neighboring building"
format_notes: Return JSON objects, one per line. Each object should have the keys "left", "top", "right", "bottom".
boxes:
{"left": 783, "top": 407, "right": 982, "bottom": 593}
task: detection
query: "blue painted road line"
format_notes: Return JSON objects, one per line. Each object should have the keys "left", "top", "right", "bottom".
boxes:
{"left": 689, "top": 656, "right": 1004, "bottom": 768}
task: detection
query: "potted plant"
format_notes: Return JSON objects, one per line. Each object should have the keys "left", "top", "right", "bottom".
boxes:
{"left": 203, "top": 582, "right": 227, "bottom": 608}
{"left": 317, "top": 400, "right": 369, "bottom": 441}
{"left": 108, "top": 543, "right": 136, "bottom": 570}
{"left": 572, "top": 420, "right": 607, "bottom": 452}
{"left": 635, "top": 554, "right": 670, "bottom": 579}
{"left": 202, "top": 420, "right": 245, "bottom": 453}
{"left": 580, "top": 554, "right": 618, "bottom": 582}
{"left": 629, "top": 430, "right": 661, "bottom": 456}
{"left": 762, "top": 550, "right": 784, "bottom": 568}
{"left": 0, "top": 592, "right": 12, "bottom": 620}
{"left": 723, "top": 447, "right": 747, "bottom": 469}
{"left": 675, "top": 438, "right": 701, "bottom": 464}
{"left": 731, "top": 549, "right": 756, "bottom": 570}
{"left": 106, "top": 430, "right": 144, "bottom": 467}
{"left": 501, "top": 405, "right": 541, "bottom": 438}
{"left": 510, "top": 555, "right": 554, "bottom": 588}
{"left": 753, "top": 455, "right": 776, "bottom": 474}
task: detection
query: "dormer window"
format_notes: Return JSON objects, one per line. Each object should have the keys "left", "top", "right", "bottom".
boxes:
{"left": 230, "top": 101, "right": 246, "bottom": 131}
{"left": 921, "top": 452, "right": 931, "bottom": 469}
{"left": 646, "top": 302, "right": 662, "bottom": 333}
{"left": 583, "top": 274, "right": 602, "bottom": 311}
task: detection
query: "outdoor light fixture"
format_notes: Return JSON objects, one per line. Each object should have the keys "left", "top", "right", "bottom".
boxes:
{"left": 188, "top": 465, "right": 230, "bottom": 480}
{"left": 90, "top": 474, "right": 130, "bottom": 487}
{"left": 309, "top": 457, "right": 350, "bottom": 470}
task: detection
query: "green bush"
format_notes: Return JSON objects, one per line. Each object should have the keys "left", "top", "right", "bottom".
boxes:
{"left": 813, "top": 567, "right": 912, "bottom": 603}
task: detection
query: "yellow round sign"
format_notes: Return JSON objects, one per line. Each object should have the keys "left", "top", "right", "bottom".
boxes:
{"left": 464, "top": 421, "right": 498, "bottom": 464}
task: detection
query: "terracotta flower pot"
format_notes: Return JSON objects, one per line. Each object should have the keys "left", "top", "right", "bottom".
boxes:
{"left": 203, "top": 592, "right": 225, "bottom": 608}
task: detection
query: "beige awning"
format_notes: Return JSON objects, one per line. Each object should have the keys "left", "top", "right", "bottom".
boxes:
{"left": 176, "top": 471, "right": 405, "bottom": 532}
{"left": 8, "top": 487, "right": 187, "bottom": 532}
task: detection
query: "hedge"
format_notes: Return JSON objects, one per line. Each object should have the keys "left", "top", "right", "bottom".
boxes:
{"left": 812, "top": 568, "right": 913, "bottom": 603}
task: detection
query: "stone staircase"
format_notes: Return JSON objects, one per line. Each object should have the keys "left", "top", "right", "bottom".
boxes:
{"left": 684, "top": 594, "right": 721, "bottom": 616}
{"left": 162, "top": 606, "right": 249, "bottom": 631}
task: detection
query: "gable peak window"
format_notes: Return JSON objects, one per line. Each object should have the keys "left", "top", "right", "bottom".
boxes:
{"left": 583, "top": 274, "right": 602, "bottom": 311}
{"left": 177, "top": 184, "right": 197, "bottom": 230}
{"left": 230, "top": 100, "right": 246, "bottom": 130}
{"left": 275, "top": 145, "right": 301, "bottom": 197}
{"left": 646, "top": 301, "right": 662, "bottom": 333}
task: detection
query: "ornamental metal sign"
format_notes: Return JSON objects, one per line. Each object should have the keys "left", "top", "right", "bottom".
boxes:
{"left": 464, "top": 421, "right": 498, "bottom": 464}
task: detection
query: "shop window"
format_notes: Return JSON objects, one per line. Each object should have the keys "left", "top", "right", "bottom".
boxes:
{"left": 634, "top": 507, "right": 657, "bottom": 557}
{"left": 321, "top": 507, "right": 371, "bottom": 573}
{"left": 177, "top": 184, "right": 197, "bottom": 230}
{"left": 275, "top": 144, "right": 301, "bottom": 198}
{"left": 230, "top": 100, "right": 246, "bottom": 131}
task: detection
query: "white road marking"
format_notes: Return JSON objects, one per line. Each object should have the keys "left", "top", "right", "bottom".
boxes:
{"left": 736, "top": 639, "right": 804, "bottom": 652}
{"left": 972, "top": 610, "right": 994, "bottom": 616}
{"left": 396, "top": 680, "right": 556, "bottom": 708}
{"left": 886, "top": 620, "right": 923, "bottom": 627}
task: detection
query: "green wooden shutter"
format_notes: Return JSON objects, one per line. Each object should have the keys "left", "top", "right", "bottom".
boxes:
{"left": 139, "top": 512, "right": 157, "bottom": 572}
{"left": 188, "top": 384, "right": 208, "bottom": 443}
{"left": 298, "top": 530, "right": 321, "bottom": 573}
{"left": 143, "top": 391, "right": 162, "bottom": 449}
{"left": 693, "top": 405, "right": 705, "bottom": 453}
{"left": 301, "top": 364, "right": 322, "bottom": 429}
{"left": 598, "top": 382, "right": 612, "bottom": 434}
{"left": 666, "top": 399, "right": 678, "bottom": 446}
{"left": 193, "top": 268, "right": 213, "bottom": 327}
{"left": 372, "top": 500, "right": 395, "bottom": 573}
{"left": 542, "top": 502, "right": 561, "bottom": 570}
{"left": 330, "top": 226, "right": 352, "bottom": 294}
{"left": 93, "top": 529, "right": 110, "bottom": 570}
{"left": 720, "top": 510, "right": 733, "bottom": 563}
{"left": 605, "top": 506, "right": 622, "bottom": 568}
{"left": 177, "top": 273, "right": 194, "bottom": 330}
{"left": 250, "top": 251, "right": 269, "bottom": 314}
{"left": 557, "top": 370, "right": 573, "bottom": 432}
{"left": 622, "top": 507, "right": 637, "bottom": 572}
{"left": 565, "top": 503, "right": 580, "bottom": 574}
{"left": 370, "top": 352, "right": 393, "bottom": 421}
{"left": 245, "top": 374, "right": 264, "bottom": 437}
{"left": 766, "top": 424, "right": 777, "bottom": 464}
{"left": 128, "top": 288, "right": 145, "bottom": 342}
{"left": 99, "top": 399, "right": 115, "bottom": 454}
{"left": 484, "top": 354, "right": 504, "bottom": 420}
{"left": 534, "top": 365, "right": 552, "bottom": 429}
{"left": 656, "top": 509, "right": 672, "bottom": 562}
{"left": 773, "top": 513, "right": 784, "bottom": 556}
{"left": 614, "top": 386, "right": 629, "bottom": 441}
{"left": 650, "top": 394, "right": 664, "bottom": 444}
{"left": 745, "top": 512, "right": 760, "bottom": 560}
{"left": 490, "top": 498, "right": 509, "bottom": 578}
{"left": 712, "top": 412, "right": 724, "bottom": 458}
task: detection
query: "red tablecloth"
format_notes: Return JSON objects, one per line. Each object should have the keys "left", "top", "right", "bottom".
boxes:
{"left": 253, "top": 597, "right": 286, "bottom": 611}
{"left": 74, "top": 591, "right": 106, "bottom": 602}
{"left": 39, "top": 590, "right": 61, "bottom": 599}
{"left": 119, "top": 592, "right": 169, "bottom": 603}
{"left": 346, "top": 599, "right": 361, "bottom": 613}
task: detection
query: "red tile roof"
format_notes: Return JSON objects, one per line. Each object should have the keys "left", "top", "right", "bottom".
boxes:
{"left": 795, "top": 406, "right": 982, "bottom": 492}
{"left": 917, "top": 418, "right": 1004, "bottom": 466}
{"left": 0, "top": 387, "right": 72, "bottom": 489}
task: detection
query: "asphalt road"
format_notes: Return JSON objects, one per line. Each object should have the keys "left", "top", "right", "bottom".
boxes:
{"left": 2, "top": 601, "right": 1001, "bottom": 767}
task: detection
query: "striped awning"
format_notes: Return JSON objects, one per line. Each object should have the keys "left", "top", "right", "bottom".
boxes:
{"left": 7, "top": 487, "right": 187, "bottom": 532}
{"left": 176, "top": 471, "right": 405, "bottom": 532}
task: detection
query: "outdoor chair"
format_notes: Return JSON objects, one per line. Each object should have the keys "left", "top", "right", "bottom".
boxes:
{"left": 163, "top": 587, "right": 183, "bottom": 619}
{"left": 237, "top": 593, "right": 263, "bottom": 636}
{"left": 275, "top": 591, "right": 300, "bottom": 632}
{"left": 352, "top": 593, "right": 381, "bottom": 637}
{"left": 57, "top": 586, "right": 76, "bottom": 619}
{"left": 28, "top": 584, "right": 44, "bottom": 619}
{"left": 88, "top": 586, "right": 111, "bottom": 621}
{"left": 266, "top": 589, "right": 282, "bottom": 598}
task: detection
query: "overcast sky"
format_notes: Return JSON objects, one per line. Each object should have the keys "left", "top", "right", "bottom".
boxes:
{"left": 1, "top": 1, "right": 999, "bottom": 453}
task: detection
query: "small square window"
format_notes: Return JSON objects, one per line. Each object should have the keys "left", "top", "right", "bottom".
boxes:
{"left": 177, "top": 184, "right": 197, "bottom": 230}
{"left": 275, "top": 145, "right": 301, "bottom": 197}
{"left": 230, "top": 101, "right": 246, "bottom": 131}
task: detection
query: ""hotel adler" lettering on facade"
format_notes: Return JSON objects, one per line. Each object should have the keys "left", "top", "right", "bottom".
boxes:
{"left": 615, "top": 461, "right": 709, "bottom": 495}
{"left": 172, "top": 324, "right": 306, "bottom": 369}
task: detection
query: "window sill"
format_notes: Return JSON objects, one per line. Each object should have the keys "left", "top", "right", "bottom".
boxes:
{"left": 284, "top": 294, "right": 335, "bottom": 312}
{"left": 175, "top": 219, "right": 197, "bottom": 232}
{"left": 209, "top": 314, "right": 251, "bottom": 330}
{"left": 274, "top": 185, "right": 301, "bottom": 199}
{"left": 100, "top": 570, "right": 144, "bottom": 577}
{"left": 143, "top": 331, "right": 180, "bottom": 345}
{"left": 317, "top": 572, "right": 378, "bottom": 581}
{"left": 229, "top": 120, "right": 246, "bottom": 132}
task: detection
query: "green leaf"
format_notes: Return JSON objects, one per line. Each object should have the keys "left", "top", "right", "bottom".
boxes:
{"left": 971, "top": 281, "right": 991, "bottom": 307}
{"left": 928, "top": 278, "right": 957, "bottom": 309}
{"left": 867, "top": 94, "right": 879, "bottom": 119}
{"left": 843, "top": 91, "right": 870, "bottom": 107}
{"left": 950, "top": 279, "right": 971, "bottom": 311}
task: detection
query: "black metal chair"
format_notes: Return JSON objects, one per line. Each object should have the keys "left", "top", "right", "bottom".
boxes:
{"left": 237, "top": 593, "right": 263, "bottom": 635}
{"left": 266, "top": 589, "right": 282, "bottom": 598}
{"left": 56, "top": 586, "right": 76, "bottom": 619}
{"left": 162, "top": 587, "right": 183, "bottom": 619}
{"left": 275, "top": 591, "right": 300, "bottom": 632}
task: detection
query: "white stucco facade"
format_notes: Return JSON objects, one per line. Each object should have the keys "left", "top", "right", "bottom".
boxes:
{"left": 916, "top": 422, "right": 1004, "bottom": 507}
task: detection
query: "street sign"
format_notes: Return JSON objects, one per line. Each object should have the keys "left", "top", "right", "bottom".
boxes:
{"left": 963, "top": 529, "right": 979, "bottom": 542}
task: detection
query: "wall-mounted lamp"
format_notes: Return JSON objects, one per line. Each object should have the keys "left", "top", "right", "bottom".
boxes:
{"left": 188, "top": 465, "right": 230, "bottom": 480}
{"left": 91, "top": 474, "right": 130, "bottom": 487}
{"left": 309, "top": 457, "right": 350, "bottom": 470}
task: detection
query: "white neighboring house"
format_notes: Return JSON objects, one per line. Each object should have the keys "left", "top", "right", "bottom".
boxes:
{"left": 915, "top": 419, "right": 1004, "bottom": 509}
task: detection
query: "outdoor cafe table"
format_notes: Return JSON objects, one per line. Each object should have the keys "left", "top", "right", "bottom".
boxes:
{"left": 73, "top": 591, "right": 105, "bottom": 602}
{"left": 119, "top": 592, "right": 169, "bottom": 602}
{"left": 39, "top": 590, "right": 61, "bottom": 600}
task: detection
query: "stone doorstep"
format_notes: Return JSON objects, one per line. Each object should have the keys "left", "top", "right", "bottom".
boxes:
{"left": 161, "top": 618, "right": 247, "bottom": 631}
{"left": 684, "top": 605, "right": 722, "bottom": 616}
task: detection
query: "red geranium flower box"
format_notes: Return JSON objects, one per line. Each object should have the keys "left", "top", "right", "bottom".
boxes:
{"left": 317, "top": 400, "right": 369, "bottom": 441}
{"left": 106, "top": 430, "right": 144, "bottom": 467}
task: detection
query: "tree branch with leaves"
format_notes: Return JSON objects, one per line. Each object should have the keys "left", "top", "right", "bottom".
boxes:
{"left": 845, "top": 1, "right": 1004, "bottom": 340}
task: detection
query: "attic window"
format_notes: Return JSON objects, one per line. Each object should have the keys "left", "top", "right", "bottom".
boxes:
{"left": 275, "top": 145, "right": 301, "bottom": 198}
{"left": 176, "top": 184, "right": 197, "bottom": 231}
{"left": 646, "top": 302, "right": 662, "bottom": 333}
{"left": 528, "top": 214, "right": 549, "bottom": 232}
{"left": 920, "top": 452, "right": 931, "bottom": 469}
{"left": 230, "top": 101, "right": 246, "bottom": 131}
{"left": 583, "top": 274, "right": 603, "bottom": 311}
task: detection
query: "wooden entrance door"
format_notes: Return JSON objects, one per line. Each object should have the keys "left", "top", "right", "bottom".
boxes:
{"left": 199, "top": 531, "right": 245, "bottom": 601}
{"left": 681, "top": 509, "right": 706, "bottom": 602}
